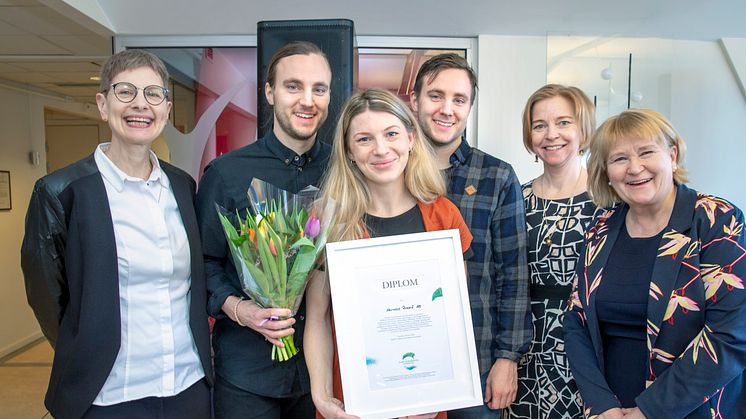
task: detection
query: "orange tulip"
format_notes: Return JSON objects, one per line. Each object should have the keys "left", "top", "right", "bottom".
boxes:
{"left": 268, "top": 238, "right": 278, "bottom": 256}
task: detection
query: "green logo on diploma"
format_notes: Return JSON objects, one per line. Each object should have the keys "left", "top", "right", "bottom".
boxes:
{"left": 402, "top": 352, "right": 417, "bottom": 370}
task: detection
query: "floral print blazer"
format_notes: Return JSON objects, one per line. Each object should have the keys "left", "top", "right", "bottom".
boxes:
{"left": 563, "top": 184, "right": 746, "bottom": 418}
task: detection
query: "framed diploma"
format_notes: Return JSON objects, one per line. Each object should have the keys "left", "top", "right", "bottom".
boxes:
{"left": 326, "top": 229, "right": 482, "bottom": 418}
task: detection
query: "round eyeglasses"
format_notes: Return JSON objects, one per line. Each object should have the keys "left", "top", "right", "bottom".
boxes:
{"left": 107, "top": 82, "right": 170, "bottom": 106}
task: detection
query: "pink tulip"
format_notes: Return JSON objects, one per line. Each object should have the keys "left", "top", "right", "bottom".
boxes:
{"left": 304, "top": 216, "right": 321, "bottom": 239}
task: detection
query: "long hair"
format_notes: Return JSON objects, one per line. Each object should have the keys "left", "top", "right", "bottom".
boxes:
{"left": 319, "top": 88, "right": 445, "bottom": 242}
{"left": 587, "top": 108, "right": 688, "bottom": 208}
{"left": 521, "top": 84, "right": 596, "bottom": 155}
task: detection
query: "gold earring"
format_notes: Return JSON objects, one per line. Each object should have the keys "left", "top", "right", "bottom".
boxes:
{"left": 579, "top": 149, "right": 585, "bottom": 156}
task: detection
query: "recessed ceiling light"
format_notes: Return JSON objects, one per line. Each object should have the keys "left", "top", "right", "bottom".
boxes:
{"left": 89, "top": 75, "right": 101, "bottom": 81}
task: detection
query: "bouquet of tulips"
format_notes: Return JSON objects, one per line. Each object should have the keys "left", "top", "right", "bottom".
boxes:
{"left": 217, "top": 180, "right": 331, "bottom": 362}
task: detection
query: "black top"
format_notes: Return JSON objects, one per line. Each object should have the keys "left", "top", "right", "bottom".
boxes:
{"left": 364, "top": 204, "right": 473, "bottom": 260}
{"left": 195, "top": 131, "right": 331, "bottom": 397}
{"left": 596, "top": 223, "right": 661, "bottom": 408}
{"left": 363, "top": 204, "right": 426, "bottom": 238}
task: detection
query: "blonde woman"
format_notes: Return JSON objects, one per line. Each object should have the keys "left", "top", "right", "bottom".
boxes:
{"left": 506, "top": 84, "right": 599, "bottom": 419}
{"left": 564, "top": 109, "right": 746, "bottom": 418}
{"left": 304, "top": 88, "right": 473, "bottom": 419}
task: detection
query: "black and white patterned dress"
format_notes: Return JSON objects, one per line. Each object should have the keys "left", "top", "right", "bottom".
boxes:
{"left": 505, "top": 182, "right": 599, "bottom": 419}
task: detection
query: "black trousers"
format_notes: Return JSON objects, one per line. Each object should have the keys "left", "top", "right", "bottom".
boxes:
{"left": 213, "top": 375, "right": 314, "bottom": 419}
{"left": 82, "top": 378, "right": 211, "bottom": 419}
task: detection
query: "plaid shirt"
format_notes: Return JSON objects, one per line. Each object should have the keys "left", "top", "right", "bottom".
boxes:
{"left": 445, "top": 140, "right": 532, "bottom": 374}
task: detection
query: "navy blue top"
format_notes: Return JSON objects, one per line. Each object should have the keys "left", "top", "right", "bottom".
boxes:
{"left": 595, "top": 223, "right": 661, "bottom": 408}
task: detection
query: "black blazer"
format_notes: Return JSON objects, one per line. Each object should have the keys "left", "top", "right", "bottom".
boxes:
{"left": 21, "top": 154, "right": 213, "bottom": 419}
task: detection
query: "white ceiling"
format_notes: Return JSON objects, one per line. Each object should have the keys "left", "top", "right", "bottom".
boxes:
{"left": 98, "top": 0, "right": 746, "bottom": 40}
{"left": 1, "top": 0, "right": 745, "bottom": 104}
{"left": 0, "top": 0, "right": 110, "bottom": 103}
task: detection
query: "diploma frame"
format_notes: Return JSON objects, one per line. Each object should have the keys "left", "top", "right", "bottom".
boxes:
{"left": 326, "top": 229, "right": 482, "bottom": 418}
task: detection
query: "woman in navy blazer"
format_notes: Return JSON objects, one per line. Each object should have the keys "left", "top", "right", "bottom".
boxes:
{"left": 21, "top": 50, "right": 213, "bottom": 419}
{"left": 563, "top": 109, "right": 746, "bottom": 418}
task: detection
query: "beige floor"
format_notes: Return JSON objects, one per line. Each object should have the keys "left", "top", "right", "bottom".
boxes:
{"left": 0, "top": 339, "right": 52, "bottom": 419}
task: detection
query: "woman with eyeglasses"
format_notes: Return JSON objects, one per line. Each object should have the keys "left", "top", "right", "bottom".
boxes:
{"left": 21, "top": 49, "right": 213, "bottom": 419}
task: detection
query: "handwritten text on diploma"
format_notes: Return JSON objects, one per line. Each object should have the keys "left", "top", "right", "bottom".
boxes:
{"left": 357, "top": 259, "right": 454, "bottom": 390}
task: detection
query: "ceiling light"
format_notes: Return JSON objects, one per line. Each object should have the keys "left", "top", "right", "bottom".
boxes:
{"left": 600, "top": 66, "right": 614, "bottom": 80}
{"left": 89, "top": 75, "right": 101, "bottom": 81}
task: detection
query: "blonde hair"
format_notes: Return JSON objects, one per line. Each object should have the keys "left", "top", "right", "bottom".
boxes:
{"left": 521, "top": 84, "right": 596, "bottom": 154}
{"left": 319, "top": 88, "right": 445, "bottom": 242}
{"left": 588, "top": 108, "right": 688, "bottom": 208}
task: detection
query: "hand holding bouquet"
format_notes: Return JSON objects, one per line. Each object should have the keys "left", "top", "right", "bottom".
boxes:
{"left": 217, "top": 180, "right": 331, "bottom": 362}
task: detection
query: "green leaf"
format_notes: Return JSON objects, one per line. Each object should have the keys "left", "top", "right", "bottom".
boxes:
{"left": 273, "top": 209, "right": 289, "bottom": 235}
{"left": 243, "top": 262, "right": 276, "bottom": 305}
{"left": 229, "top": 235, "right": 247, "bottom": 247}
{"left": 432, "top": 288, "right": 443, "bottom": 301}
{"left": 217, "top": 211, "right": 239, "bottom": 241}
{"left": 289, "top": 246, "right": 317, "bottom": 278}
{"left": 290, "top": 236, "right": 315, "bottom": 250}
{"left": 285, "top": 271, "right": 310, "bottom": 307}
{"left": 257, "top": 231, "right": 280, "bottom": 287}
{"left": 266, "top": 226, "right": 288, "bottom": 305}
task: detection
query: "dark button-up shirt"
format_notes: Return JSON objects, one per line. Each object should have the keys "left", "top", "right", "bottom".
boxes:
{"left": 445, "top": 140, "right": 532, "bottom": 374}
{"left": 195, "top": 131, "right": 331, "bottom": 397}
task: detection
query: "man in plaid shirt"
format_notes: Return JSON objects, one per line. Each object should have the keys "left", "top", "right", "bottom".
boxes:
{"left": 411, "top": 53, "right": 532, "bottom": 418}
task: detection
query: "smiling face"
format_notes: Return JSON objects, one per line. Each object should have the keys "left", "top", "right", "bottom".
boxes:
{"left": 346, "top": 110, "right": 414, "bottom": 190}
{"left": 411, "top": 68, "right": 472, "bottom": 149}
{"left": 530, "top": 95, "right": 581, "bottom": 168}
{"left": 96, "top": 66, "right": 171, "bottom": 148}
{"left": 265, "top": 53, "right": 331, "bottom": 146}
{"left": 606, "top": 136, "right": 678, "bottom": 211}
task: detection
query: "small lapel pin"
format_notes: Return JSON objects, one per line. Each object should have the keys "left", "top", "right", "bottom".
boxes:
{"left": 465, "top": 185, "right": 477, "bottom": 196}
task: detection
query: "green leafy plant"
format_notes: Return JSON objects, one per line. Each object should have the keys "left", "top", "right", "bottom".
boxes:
{"left": 217, "top": 181, "right": 331, "bottom": 362}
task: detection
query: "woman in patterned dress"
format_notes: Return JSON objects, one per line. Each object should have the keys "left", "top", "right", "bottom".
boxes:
{"left": 505, "top": 85, "right": 598, "bottom": 419}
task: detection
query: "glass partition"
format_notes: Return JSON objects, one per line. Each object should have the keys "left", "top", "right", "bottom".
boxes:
{"left": 547, "top": 36, "right": 674, "bottom": 123}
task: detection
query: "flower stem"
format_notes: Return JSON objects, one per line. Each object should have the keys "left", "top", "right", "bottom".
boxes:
{"left": 271, "top": 335, "right": 298, "bottom": 362}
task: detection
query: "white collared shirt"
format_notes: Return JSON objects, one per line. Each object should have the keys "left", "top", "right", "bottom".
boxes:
{"left": 93, "top": 144, "right": 204, "bottom": 405}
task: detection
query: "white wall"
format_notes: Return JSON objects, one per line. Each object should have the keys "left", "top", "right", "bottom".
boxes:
{"left": 0, "top": 84, "right": 101, "bottom": 357}
{"left": 671, "top": 40, "right": 746, "bottom": 210}
{"left": 0, "top": 86, "right": 46, "bottom": 356}
{"left": 721, "top": 38, "right": 746, "bottom": 99}
{"left": 476, "top": 35, "right": 547, "bottom": 184}
{"left": 475, "top": 35, "right": 746, "bottom": 210}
